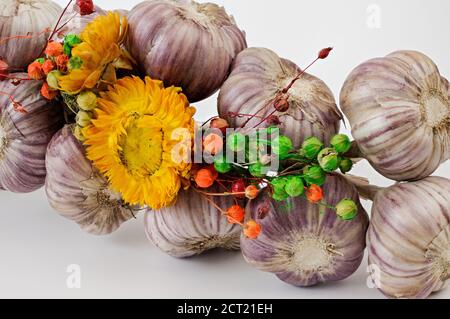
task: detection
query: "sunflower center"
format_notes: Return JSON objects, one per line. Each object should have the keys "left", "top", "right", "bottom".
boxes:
{"left": 118, "top": 115, "right": 163, "bottom": 176}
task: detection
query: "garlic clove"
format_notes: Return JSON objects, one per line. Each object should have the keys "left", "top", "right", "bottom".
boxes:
{"left": 218, "top": 47, "right": 342, "bottom": 148}
{"left": 144, "top": 185, "right": 242, "bottom": 258}
{"left": 0, "top": 73, "right": 63, "bottom": 193}
{"left": 45, "top": 125, "right": 137, "bottom": 235}
{"left": 241, "top": 174, "right": 369, "bottom": 287}
{"left": 340, "top": 50, "right": 450, "bottom": 181}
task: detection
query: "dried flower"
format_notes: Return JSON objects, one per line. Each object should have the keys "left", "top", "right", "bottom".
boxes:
{"left": 301, "top": 137, "right": 324, "bottom": 159}
{"left": 203, "top": 133, "right": 223, "bottom": 156}
{"left": 40, "top": 82, "right": 58, "bottom": 100}
{"left": 306, "top": 185, "right": 323, "bottom": 204}
{"left": 56, "top": 54, "right": 69, "bottom": 72}
{"left": 210, "top": 118, "right": 229, "bottom": 133}
{"left": 76, "top": 91, "right": 97, "bottom": 111}
{"left": 46, "top": 70, "right": 61, "bottom": 90}
{"left": 244, "top": 220, "right": 262, "bottom": 239}
{"left": 245, "top": 185, "right": 259, "bottom": 200}
{"left": 27, "top": 61, "right": 44, "bottom": 80}
{"left": 318, "top": 47, "right": 333, "bottom": 60}
{"left": 45, "top": 41, "right": 64, "bottom": 57}
{"left": 335, "top": 199, "right": 358, "bottom": 221}
{"left": 226, "top": 205, "right": 245, "bottom": 224}
{"left": 42, "top": 60, "right": 55, "bottom": 75}
{"left": 232, "top": 179, "right": 246, "bottom": 199}
{"left": 330, "top": 134, "right": 351, "bottom": 154}
{"left": 195, "top": 168, "right": 216, "bottom": 188}
{"left": 76, "top": 0, "right": 95, "bottom": 16}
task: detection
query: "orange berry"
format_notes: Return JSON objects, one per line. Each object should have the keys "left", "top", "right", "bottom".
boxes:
{"left": 226, "top": 205, "right": 245, "bottom": 224}
{"left": 203, "top": 133, "right": 223, "bottom": 155}
{"left": 42, "top": 60, "right": 54, "bottom": 75}
{"left": 27, "top": 61, "right": 44, "bottom": 80}
{"left": 244, "top": 220, "right": 262, "bottom": 239}
{"left": 56, "top": 54, "right": 69, "bottom": 72}
{"left": 245, "top": 185, "right": 259, "bottom": 200}
{"left": 306, "top": 184, "right": 323, "bottom": 204}
{"left": 45, "top": 41, "right": 64, "bottom": 57}
{"left": 195, "top": 168, "right": 215, "bottom": 188}
{"left": 210, "top": 118, "right": 229, "bottom": 133}
{"left": 40, "top": 82, "right": 58, "bottom": 100}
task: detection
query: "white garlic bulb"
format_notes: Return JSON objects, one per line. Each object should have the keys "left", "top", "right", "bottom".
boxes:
{"left": 144, "top": 185, "right": 241, "bottom": 258}
{"left": 218, "top": 47, "right": 342, "bottom": 148}
{"left": 0, "top": 0, "right": 62, "bottom": 69}
{"left": 126, "top": 0, "right": 247, "bottom": 103}
{"left": 340, "top": 50, "right": 450, "bottom": 181}
{"left": 0, "top": 74, "right": 63, "bottom": 193}
{"left": 359, "top": 176, "right": 450, "bottom": 299}
{"left": 45, "top": 125, "right": 136, "bottom": 235}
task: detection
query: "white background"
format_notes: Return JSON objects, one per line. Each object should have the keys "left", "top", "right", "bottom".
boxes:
{"left": 0, "top": 0, "right": 449, "bottom": 299}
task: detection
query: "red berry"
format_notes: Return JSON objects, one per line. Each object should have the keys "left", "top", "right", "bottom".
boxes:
{"left": 318, "top": 47, "right": 333, "bottom": 60}
{"left": 76, "top": 0, "right": 94, "bottom": 16}
{"left": 232, "top": 179, "right": 246, "bottom": 199}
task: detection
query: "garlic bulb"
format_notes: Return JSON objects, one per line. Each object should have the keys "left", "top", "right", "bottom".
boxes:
{"left": 218, "top": 47, "right": 342, "bottom": 148}
{"left": 126, "top": 0, "right": 247, "bottom": 102}
{"left": 365, "top": 176, "right": 450, "bottom": 299}
{"left": 0, "top": 74, "right": 63, "bottom": 193}
{"left": 340, "top": 50, "right": 450, "bottom": 181}
{"left": 55, "top": 4, "right": 105, "bottom": 39}
{"left": 241, "top": 174, "right": 369, "bottom": 287}
{"left": 45, "top": 125, "right": 136, "bottom": 235}
{"left": 0, "top": 0, "right": 62, "bottom": 69}
{"left": 144, "top": 185, "right": 242, "bottom": 258}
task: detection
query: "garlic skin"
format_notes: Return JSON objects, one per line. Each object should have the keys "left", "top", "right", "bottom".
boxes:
{"left": 144, "top": 185, "right": 242, "bottom": 258}
{"left": 0, "top": 0, "right": 62, "bottom": 69}
{"left": 45, "top": 125, "right": 135, "bottom": 235}
{"left": 0, "top": 74, "right": 63, "bottom": 193}
{"left": 126, "top": 0, "right": 247, "bottom": 103}
{"left": 241, "top": 174, "right": 369, "bottom": 287}
{"left": 367, "top": 177, "right": 450, "bottom": 299}
{"left": 340, "top": 50, "right": 450, "bottom": 181}
{"left": 218, "top": 47, "right": 342, "bottom": 148}
{"left": 55, "top": 4, "right": 105, "bottom": 39}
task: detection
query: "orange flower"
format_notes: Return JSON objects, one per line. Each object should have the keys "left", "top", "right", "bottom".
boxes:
{"left": 40, "top": 82, "right": 58, "bottom": 100}
{"left": 42, "top": 60, "right": 54, "bottom": 75}
{"left": 195, "top": 168, "right": 216, "bottom": 188}
{"left": 244, "top": 220, "right": 261, "bottom": 239}
{"left": 56, "top": 54, "right": 69, "bottom": 72}
{"left": 226, "top": 205, "right": 245, "bottom": 224}
{"left": 306, "top": 184, "right": 323, "bottom": 204}
{"left": 45, "top": 41, "right": 64, "bottom": 57}
{"left": 27, "top": 61, "right": 44, "bottom": 80}
{"left": 203, "top": 133, "right": 223, "bottom": 155}
{"left": 245, "top": 185, "right": 259, "bottom": 200}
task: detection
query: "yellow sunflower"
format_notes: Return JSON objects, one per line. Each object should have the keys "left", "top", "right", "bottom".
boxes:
{"left": 82, "top": 76, "right": 196, "bottom": 209}
{"left": 58, "top": 12, "right": 129, "bottom": 94}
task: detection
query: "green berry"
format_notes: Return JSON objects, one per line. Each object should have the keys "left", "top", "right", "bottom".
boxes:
{"left": 271, "top": 177, "right": 288, "bottom": 193}
{"left": 339, "top": 158, "right": 353, "bottom": 174}
{"left": 272, "top": 191, "right": 289, "bottom": 202}
{"left": 63, "top": 42, "right": 72, "bottom": 56}
{"left": 317, "top": 148, "right": 339, "bottom": 172}
{"left": 301, "top": 137, "right": 324, "bottom": 159}
{"left": 303, "top": 166, "right": 326, "bottom": 186}
{"left": 35, "top": 58, "right": 45, "bottom": 64}
{"left": 272, "top": 135, "right": 293, "bottom": 157}
{"left": 330, "top": 134, "right": 352, "bottom": 154}
{"left": 64, "top": 34, "right": 82, "bottom": 47}
{"left": 214, "top": 157, "right": 232, "bottom": 174}
{"left": 69, "top": 56, "right": 83, "bottom": 70}
{"left": 227, "top": 132, "right": 246, "bottom": 152}
{"left": 249, "top": 162, "right": 266, "bottom": 177}
{"left": 335, "top": 199, "right": 358, "bottom": 221}
{"left": 285, "top": 176, "right": 305, "bottom": 197}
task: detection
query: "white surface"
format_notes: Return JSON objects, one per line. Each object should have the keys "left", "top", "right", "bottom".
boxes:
{"left": 1, "top": 0, "right": 449, "bottom": 299}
